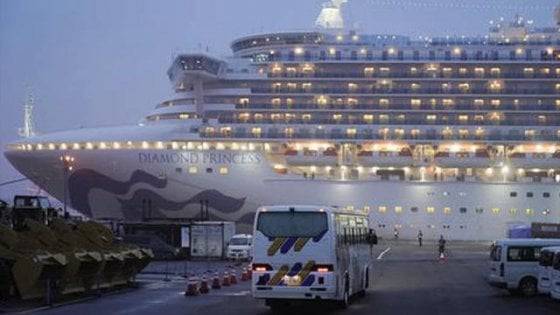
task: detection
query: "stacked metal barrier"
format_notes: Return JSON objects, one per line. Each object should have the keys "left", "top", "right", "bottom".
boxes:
{"left": 0, "top": 219, "right": 153, "bottom": 302}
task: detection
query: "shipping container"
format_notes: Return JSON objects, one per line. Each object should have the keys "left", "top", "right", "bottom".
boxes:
{"left": 190, "top": 221, "right": 235, "bottom": 259}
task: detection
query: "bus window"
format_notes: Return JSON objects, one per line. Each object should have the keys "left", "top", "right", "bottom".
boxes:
{"left": 257, "top": 211, "right": 327, "bottom": 238}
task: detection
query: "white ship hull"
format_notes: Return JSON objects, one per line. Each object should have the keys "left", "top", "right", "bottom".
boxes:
{"left": 5, "top": 145, "right": 558, "bottom": 241}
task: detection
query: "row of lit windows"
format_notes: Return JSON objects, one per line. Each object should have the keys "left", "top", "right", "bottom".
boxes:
{"left": 233, "top": 112, "right": 555, "bottom": 123}
{"left": 266, "top": 46, "right": 558, "bottom": 62}
{"left": 246, "top": 97, "right": 560, "bottom": 108}
{"left": 268, "top": 81, "right": 558, "bottom": 91}
{"left": 367, "top": 205, "right": 550, "bottom": 216}
{"left": 12, "top": 141, "right": 271, "bottom": 152}
{"left": 177, "top": 166, "right": 229, "bottom": 175}
{"left": 269, "top": 64, "right": 560, "bottom": 77}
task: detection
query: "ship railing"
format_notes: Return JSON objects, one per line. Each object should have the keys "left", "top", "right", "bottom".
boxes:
{"left": 250, "top": 88, "right": 558, "bottom": 95}
{"left": 235, "top": 103, "right": 559, "bottom": 111}
{"left": 268, "top": 72, "right": 559, "bottom": 80}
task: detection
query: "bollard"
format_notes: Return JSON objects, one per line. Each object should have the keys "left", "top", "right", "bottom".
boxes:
{"left": 184, "top": 277, "right": 200, "bottom": 296}
{"left": 211, "top": 273, "right": 221, "bottom": 289}
{"left": 230, "top": 271, "right": 237, "bottom": 285}
{"left": 222, "top": 272, "right": 231, "bottom": 286}
{"left": 199, "top": 276, "right": 210, "bottom": 294}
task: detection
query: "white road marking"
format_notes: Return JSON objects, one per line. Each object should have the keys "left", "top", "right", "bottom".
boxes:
{"left": 377, "top": 247, "right": 391, "bottom": 260}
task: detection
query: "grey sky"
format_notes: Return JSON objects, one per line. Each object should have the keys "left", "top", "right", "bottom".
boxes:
{"left": 0, "top": 0, "right": 556, "bottom": 199}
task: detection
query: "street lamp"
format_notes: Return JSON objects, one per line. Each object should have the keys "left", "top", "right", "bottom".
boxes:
{"left": 60, "top": 155, "right": 75, "bottom": 218}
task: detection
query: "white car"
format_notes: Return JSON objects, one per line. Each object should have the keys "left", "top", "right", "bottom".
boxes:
{"left": 226, "top": 234, "right": 253, "bottom": 260}
{"left": 537, "top": 246, "right": 560, "bottom": 295}
{"left": 551, "top": 250, "right": 560, "bottom": 300}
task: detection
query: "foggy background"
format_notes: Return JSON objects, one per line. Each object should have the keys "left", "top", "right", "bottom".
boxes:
{"left": 0, "top": 0, "right": 556, "bottom": 201}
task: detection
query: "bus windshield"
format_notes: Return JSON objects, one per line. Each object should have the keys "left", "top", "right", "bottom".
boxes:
{"left": 257, "top": 211, "right": 327, "bottom": 238}
{"left": 230, "top": 237, "right": 249, "bottom": 245}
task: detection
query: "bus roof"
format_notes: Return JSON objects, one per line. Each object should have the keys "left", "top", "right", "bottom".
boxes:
{"left": 257, "top": 205, "right": 367, "bottom": 216}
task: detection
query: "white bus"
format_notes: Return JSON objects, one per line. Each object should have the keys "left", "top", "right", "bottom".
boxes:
{"left": 251, "top": 205, "right": 376, "bottom": 309}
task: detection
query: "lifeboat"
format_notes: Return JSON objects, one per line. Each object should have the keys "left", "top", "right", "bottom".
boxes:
{"left": 357, "top": 148, "right": 413, "bottom": 167}
{"left": 508, "top": 151, "right": 560, "bottom": 168}
{"left": 434, "top": 149, "right": 492, "bottom": 168}
{"left": 284, "top": 147, "right": 338, "bottom": 166}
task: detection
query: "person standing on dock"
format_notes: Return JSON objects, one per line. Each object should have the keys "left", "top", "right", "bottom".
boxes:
{"left": 417, "top": 230, "right": 423, "bottom": 247}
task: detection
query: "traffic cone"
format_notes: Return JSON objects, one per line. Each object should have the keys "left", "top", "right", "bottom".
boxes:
{"left": 222, "top": 271, "right": 231, "bottom": 286}
{"left": 185, "top": 277, "right": 200, "bottom": 296}
{"left": 438, "top": 252, "right": 447, "bottom": 263}
{"left": 211, "top": 272, "right": 221, "bottom": 289}
{"left": 230, "top": 271, "right": 237, "bottom": 285}
{"left": 241, "top": 268, "right": 249, "bottom": 282}
{"left": 199, "top": 276, "right": 210, "bottom": 294}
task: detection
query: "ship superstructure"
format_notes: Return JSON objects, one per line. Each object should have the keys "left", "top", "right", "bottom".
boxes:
{"left": 4, "top": 3, "right": 560, "bottom": 240}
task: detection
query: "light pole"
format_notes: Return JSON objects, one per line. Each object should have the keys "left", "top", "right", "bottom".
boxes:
{"left": 60, "top": 155, "right": 75, "bottom": 218}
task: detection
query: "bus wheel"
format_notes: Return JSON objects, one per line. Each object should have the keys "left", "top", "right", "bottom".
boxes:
{"left": 519, "top": 277, "right": 537, "bottom": 297}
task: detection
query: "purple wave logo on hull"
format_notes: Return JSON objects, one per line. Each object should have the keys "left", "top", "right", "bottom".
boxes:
{"left": 68, "top": 169, "right": 247, "bottom": 221}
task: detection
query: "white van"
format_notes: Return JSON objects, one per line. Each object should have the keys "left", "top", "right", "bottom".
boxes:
{"left": 251, "top": 205, "right": 376, "bottom": 309}
{"left": 537, "top": 247, "right": 560, "bottom": 295}
{"left": 226, "top": 234, "right": 253, "bottom": 260}
{"left": 488, "top": 239, "right": 560, "bottom": 296}
{"left": 551, "top": 251, "right": 560, "bottom": 300}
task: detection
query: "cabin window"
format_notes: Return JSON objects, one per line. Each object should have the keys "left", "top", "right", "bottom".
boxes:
{"left": 510, "top": 192, "right": 517, "bottom": 197}
{"left": 543, "top": 192, "right": 550, "bottom": 198}
{"left": 459, "top": 207, "right": 467, "bottom": 214}
{"left": 188, "top": 166, "right": 198, "bottom": 174}
{"left": 526, "top": 192, "right": 534, "bottom": 198}
{"left": 219, "top": 166, "right": 228, "bottom": 175}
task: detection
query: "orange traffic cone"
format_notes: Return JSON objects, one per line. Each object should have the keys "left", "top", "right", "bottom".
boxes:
{"left": 185, "top": 277, "right": 200, "bottom": 296}
{"left": 222, "top": 272, "right": 231, "bottom": 286}
{"left": 241, "top": 268, "right": 249, "bottom": 282}
{"left": 230, "top": 271, "right": 237, "bottom": 285}
{"left": 211, "top": 272, "right": 221, "bottom": 289}
{"left": 200, "top": 276, "right": 210, "bottom": 294}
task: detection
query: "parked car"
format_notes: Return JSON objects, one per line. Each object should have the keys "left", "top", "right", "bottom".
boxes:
{"left": 537, "top": 246, "right": 560, "bottom": 295}
{"left": 488, "top": 238, "right": 560, "bottom": 296}
{"left": 226, "top": 234, "right": 252, "bottom": 261}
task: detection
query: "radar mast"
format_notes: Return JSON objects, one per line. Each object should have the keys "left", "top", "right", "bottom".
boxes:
{"left": 18, "top": 87, "right": 36, "bottom": 138}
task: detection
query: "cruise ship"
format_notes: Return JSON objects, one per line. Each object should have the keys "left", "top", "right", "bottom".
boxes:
{"left": 4, "top": 1, "right": 560, "bottom": 240}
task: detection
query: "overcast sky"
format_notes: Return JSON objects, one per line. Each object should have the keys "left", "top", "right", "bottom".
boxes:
{"left": 0, "top": 0, "right": 556, "bottom": 200}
